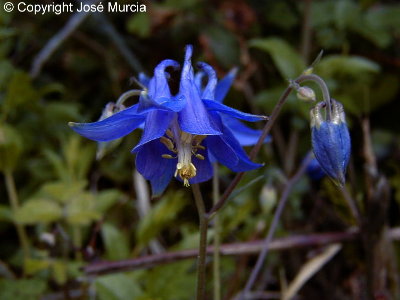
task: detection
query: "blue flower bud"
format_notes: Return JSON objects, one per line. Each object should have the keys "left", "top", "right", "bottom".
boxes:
{"left": 310, "top": 100, "right": 351, "bottom": 186}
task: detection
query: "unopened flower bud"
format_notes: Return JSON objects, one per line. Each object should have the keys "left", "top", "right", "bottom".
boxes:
{"left": 296, "top": 86, "right": 316, "bottom": 102}
{"left": 310, "top": 100, "right": 350, "bottom": 186}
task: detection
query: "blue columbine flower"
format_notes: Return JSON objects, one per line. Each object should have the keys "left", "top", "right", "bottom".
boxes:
{"left": 310, "top": 99, "right": 351, "bottom": 186}
{"left": 194, "top": 67, "right": 271, "bottom": 147}
{"left": 69, "top": 45, "right": 266, "bottom": 195}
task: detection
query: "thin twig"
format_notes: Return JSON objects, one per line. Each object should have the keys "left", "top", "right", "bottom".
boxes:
{"left": 30, "top": 0, "right": 101, "bottom": 78}
{"left": 208, "top": 73, "right": 332, "bottom": 218}
{"left": 92, "top": 14, "right": 143, "bottom": 73}
{"left": 84, "top": 227, "right": 400, "bottom": 275}
{"left": 192, "top": 184, "right": 209, "bottom": 300}
{"left": 239, "top": 154, "right": 312, "bottom": 300}
{"left": 207, "top": 85, "right": 293, "bottom": 218}
{"left": 212, "top": 164, "right": 222, "bottom": 300}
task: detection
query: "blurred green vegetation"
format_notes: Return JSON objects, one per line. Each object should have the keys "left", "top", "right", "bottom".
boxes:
{"left": 0, "top": 0, "right": 400, "bottom": 299}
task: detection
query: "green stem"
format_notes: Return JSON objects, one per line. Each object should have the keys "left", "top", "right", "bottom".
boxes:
{"left": 296, "top": 73, "right": 332, "bottom": 120}
{"left": 4, "top": 170, "right": 30, "bottom": 261}
{"left": 212, "top": 164, "right": 221, "bottom": 300}
{"left": 192, "top": 184, "right": 208, "bottom": 300}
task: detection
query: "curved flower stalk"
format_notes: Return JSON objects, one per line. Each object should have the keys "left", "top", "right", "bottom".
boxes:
{"left": 69, "top": 45, "right": 267, "bottom": 195}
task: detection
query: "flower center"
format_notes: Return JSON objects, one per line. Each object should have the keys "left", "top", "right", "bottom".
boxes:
{"left": 160, "top": 124, "right": 206, "bottom": 187}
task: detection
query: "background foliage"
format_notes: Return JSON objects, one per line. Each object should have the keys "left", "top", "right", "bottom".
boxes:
{"left": 0, "top": 0, "right": 399, "bottom": 299}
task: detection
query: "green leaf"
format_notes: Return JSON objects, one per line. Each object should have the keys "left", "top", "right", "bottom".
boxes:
{"left": 65, "top": 193, "right": 100, "bottom": 225}
{"left": 51, "top": 260, "right": 67, "bottom": 285}
{"left": 250, "top": 38, "right": 306, "bottom": 79}
{"left": 204, "top": 26, "right": 240, "bottom": 68}
{"left": 95, "top": 273, "right": 144, "bottom": 300}
{"left": 316, "top": 55, "right": 380, "bottom": 78}
{"left": 14, "top": 199, "right": 62, "bottom": 224}
{"left": 39, "top": 180, "right": 87, "bottom": 204}
{"left": 126, "top": 14, "right": 151, "bottom": 38}
{"left": 96, "top": 189, "right": 124, "bottom": 213}
{"left": 136, "top": 190, "right": 186, "bottom": 247}
{"left": 4, "top": 71, "right": 39, "bottom": 114}
{"left": 143, "top": 261, "right": 196, "bottom": 300}
{"left": 0, "top": 278, "right": 46, "bottom": 300}
{"left": 0, "top": 124, "right": 23, "bottom": 172}
{"left": 24, "top": 258, "right": 51, "bottom": 275}
{"left": 101, "top": 223, "right": 130, "bottom": 260}
{"left": 0, "top": 204, "right": 12, "bottom": 222}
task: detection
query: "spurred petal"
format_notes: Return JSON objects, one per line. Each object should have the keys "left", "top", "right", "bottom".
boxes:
{"left": 135, "top": 139, "right": 176, "bottom": 196}
{"left": 215, "top": 68, "right": 237, "bottom": 103}
{"left": 203, "top": 99, "right": 266, "bottom": 122}
{"left": 138, "top": 60, "right": 185, "bottom": 113}
{"left": 69, "top": 104, "right": 145, "bottom": 142}
{"left": 194, "top": 71, "right": 205, "bottom": 93}
{"left": 221, "top": 115, "right": 271, "bottom": 146}
{"left": 132, "top": 110, "right": 175, "bottom": 153}
{"left": 178, "top": 45, "right": 221, "bottom": 135}
{"left": 197, "top": 62, "right": 217, "bottom": 101}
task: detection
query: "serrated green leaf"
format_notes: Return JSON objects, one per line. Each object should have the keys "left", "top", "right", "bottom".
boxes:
{"left": 250, "top": 38, "right": 306, "bottom": 79}
{"left": 14, "top": 199, "right": 62, "bottom": 224}
{"left": 101, "top": 222, "right": 130, "bottom": 260}
{"left": 136, "top": 190, "right": 186, "bottom": 247}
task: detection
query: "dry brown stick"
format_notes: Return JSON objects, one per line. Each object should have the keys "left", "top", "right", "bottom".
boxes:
{"left": 84, "top": 227, "right": 400, "bottom": 276}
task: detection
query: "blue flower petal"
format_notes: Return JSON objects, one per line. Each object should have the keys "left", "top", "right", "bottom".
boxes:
{"left": 311, "top": 122, "right": 350, "bottom": 185}
{"left": 196, "top": 62, "right": 217, "bottom": 101}
{"left": 132, "top": 110, "right": 175, "bottom": 153}
{"left": 69, "top": 104, "right": 145, "bottom": 142}
{"left": 178, "top": 45, "right": 221, "bottom": 135}
{"left": 215, "top": 68, "right": 237, "bottom": 103}
{"left": 203, "top": 99, "right": 266, "bottom": 122}
{"left": 221, "top": 115, "right": 271, "bottom": 146}
{"left": 207, "top": 112, "right": 261, "bottom": 172}
{"left": 138, "top": 59, "right": 185, "bottom": 113}
{"left": 194, "top": 71, "right": 205, "bottom": 92}
{"left": 135, "top": 139, "right": 176, "bottom": 196}
{"left": 220, "top": 126, "right": 262, "bottom": 172}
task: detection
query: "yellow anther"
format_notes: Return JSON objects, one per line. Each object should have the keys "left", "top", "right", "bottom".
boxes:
{"left": 166, "top": 129, "right": 174, "bottom": 139}
{"left": 162, "top": 154, "right": 175, "bottom": 159}
{"left": 193, "top": 135, "right": 206, "bottom": 146}
{"left": 195, "top": 154, "right": 205, "bottom": 160}
{"left": 160, "top": 136, "right": 177, "bottom": 153}
{"left": 193, "top": 145, "right": 205, "bottom": 150}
